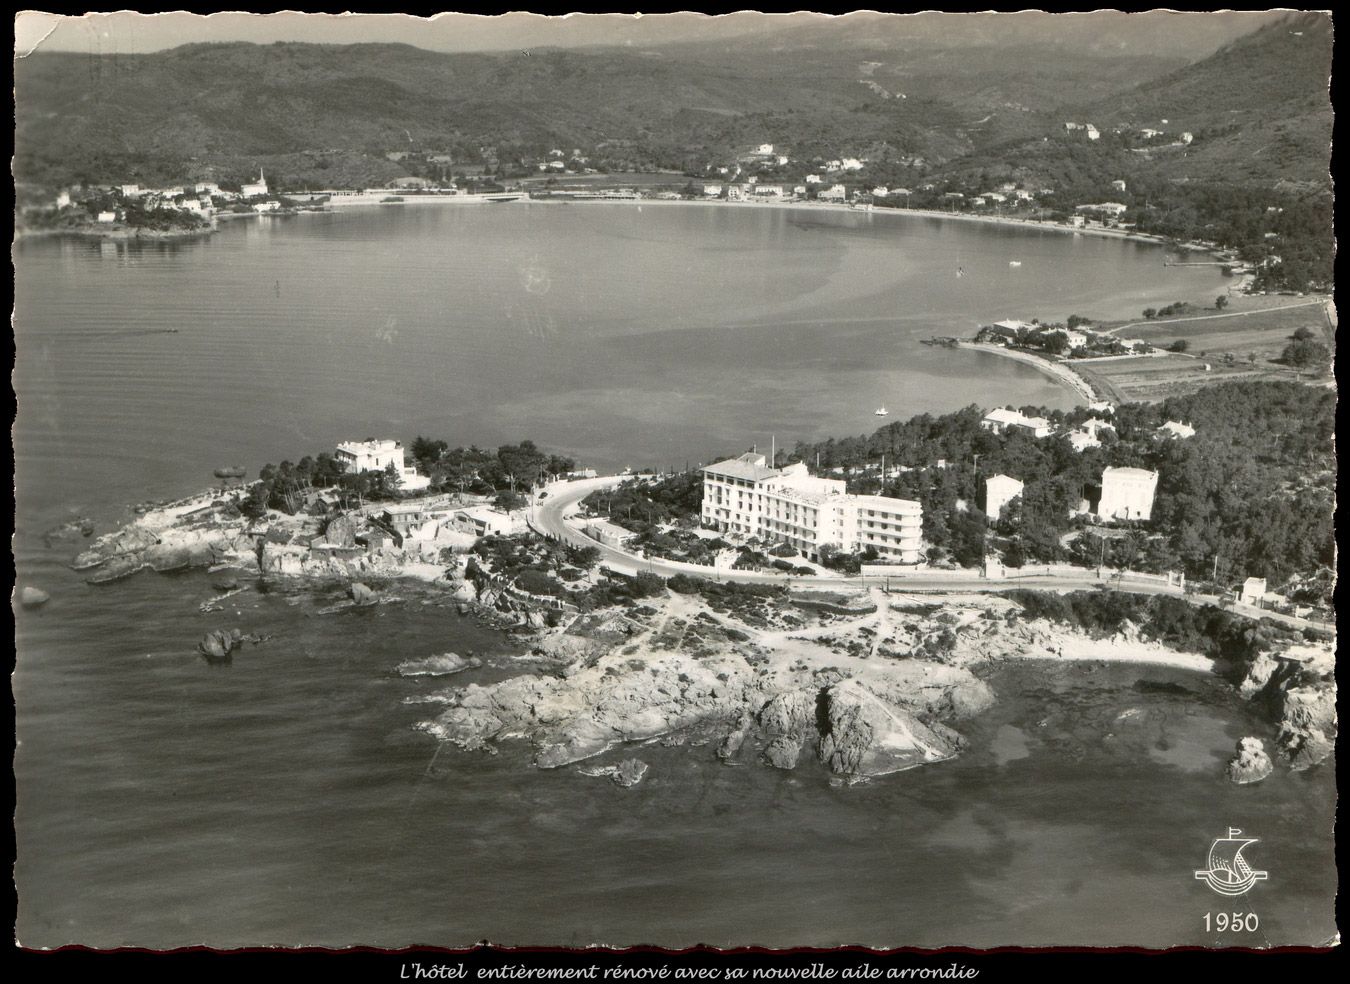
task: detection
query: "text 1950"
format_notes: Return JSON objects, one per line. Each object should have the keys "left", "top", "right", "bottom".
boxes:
{"left": 1204, "top": 912, "right": 1259, "bottom": 932}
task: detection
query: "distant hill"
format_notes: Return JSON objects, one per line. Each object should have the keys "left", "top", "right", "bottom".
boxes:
{"left": 11, "top": 12, "right": 1329, "bottom": 191}
{"left": 11, "top": 31, "right": 1191, "bottom": 189}
{"left": 1072, "top": 11, "right": 1333, "bottom": 183}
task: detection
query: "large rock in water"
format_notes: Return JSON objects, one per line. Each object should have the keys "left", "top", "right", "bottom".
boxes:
{"left": 612, "top": 759, "right": 648, "bottom": 787}
{"left": 350, "top": 582, "right": 378, "bottom": 605}
{"left": 19, "top": 586, "right": 51, "bottom": 607}
{"left": 763, "top": 736, "right": 803, "bottom": 770}
{"left": 817, "top": 678, "right": 963, "bottom": 777}
{"left": 1226, "top": 737, "right": 1274, "bottom": 785}
{"left": 396, "top": 653, "right": 483, "bottom": 677}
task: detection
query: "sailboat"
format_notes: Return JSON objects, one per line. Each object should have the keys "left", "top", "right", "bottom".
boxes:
{"left": 875, "top": 406, "right": 889, "bottom": 417}
{"left": 1194, "top": 828, "right": 1268, "bottom": 897}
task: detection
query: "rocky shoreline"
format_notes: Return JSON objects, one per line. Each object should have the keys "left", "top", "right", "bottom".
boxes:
{"left": 72, "top": 489, "right": 1336, "bottom": 786}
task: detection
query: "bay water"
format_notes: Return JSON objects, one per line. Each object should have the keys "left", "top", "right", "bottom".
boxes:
{"left": 12, "top": 203, "right": 1335, "bottom": 947}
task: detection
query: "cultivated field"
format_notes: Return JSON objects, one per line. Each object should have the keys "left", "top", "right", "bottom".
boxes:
{"left": 1077, "top": 296, "right": 1333, "bottom": 402}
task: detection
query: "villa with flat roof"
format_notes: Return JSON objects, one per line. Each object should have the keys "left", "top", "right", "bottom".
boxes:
{"left": 334, "top": 439, "right": 431, "bottom": 492}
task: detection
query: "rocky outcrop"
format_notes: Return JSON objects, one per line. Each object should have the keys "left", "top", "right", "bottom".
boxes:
{"left": 1276, "top": 685, "right": 1336, "bottom": 771}
{"left": 1226, "top": 737, "right": 1274, "bottom": 784}
{"left": 817, "top": 678, "right": 964, "bottom": 777}
{"left": 1236, "top": 644, "right": 1335, "bottom": 772}
{"left": 350, "top": 582, "right": 378, "bottom": 605}
{"left": 717, "top": 711, "right": 753, "bottom": 762}
{"left": 579, "top": 758, "right": 650, "bottom": 787}
{"left": 423, "top": 651, "right": 752, "bottom": 768}
{"left": 324, "top": 515, "right": 358, "bottom": 548}
{"left": 396, "top": 653, "right": 483, "bottom": 677}
{"left": 197, "top": 627, "right": 264, "bottom": 663}
{"left": 72, "top": 525, "right": 160, "bottom": 570}
{"left": 758, "top": 690, "right": 816, "bottom": 735}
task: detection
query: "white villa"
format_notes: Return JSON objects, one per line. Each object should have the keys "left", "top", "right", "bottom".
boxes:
{"left": 1098, "top": 466, "right": 1158, "bottom": 522}
{"left": 984, "top": 475, "right": 1024, "bottom": 521}
{"left": 334, "top": 439, "right": 430, "bottom": 492}
{"left": 981, "top": 408, "right": 1053, "bottom": 438}
{"left": 1157, "top": 420, "right": 1196, "bottom": 440}
{"left": 701, "top": 453, "right": 924, "bottom": 564}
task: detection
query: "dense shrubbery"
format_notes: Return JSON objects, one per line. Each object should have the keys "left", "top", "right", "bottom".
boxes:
{"left": 791, "top": 381, "right": 1334, "bottom": 588}
{"left": 406, "top": 438, "right": 574, "bottom": 495}
{"left": 581, "top": 472, "right": 703, "bottom": 527}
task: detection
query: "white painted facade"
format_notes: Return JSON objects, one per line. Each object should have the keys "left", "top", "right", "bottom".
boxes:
{"left": 1098, "top": 466, "right": 1158, "bottom": 521}
{"left": 984, "top": 475, "right": 1024, "bottom": 521}
{"left": 334, "top": 439, "right": 431, "bottom": 491}
{"left": 701, "top": 454, "right": 923, "bottom": 563}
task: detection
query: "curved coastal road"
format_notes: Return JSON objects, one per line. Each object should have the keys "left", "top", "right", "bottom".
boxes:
{"left": 527, "top": 480, "right": 1329, "bottom": 630}
{"left": 528, "top": 478, "right": 1187, "bottom": 596}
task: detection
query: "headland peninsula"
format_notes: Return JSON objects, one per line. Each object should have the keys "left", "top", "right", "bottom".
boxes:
{"left": 36, "top": 381, "right": 1335, "bottom": 788}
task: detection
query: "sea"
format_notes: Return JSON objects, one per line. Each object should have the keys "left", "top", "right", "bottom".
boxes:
{"left": 12, "top": 203, "right": 1337, "bottom": 949}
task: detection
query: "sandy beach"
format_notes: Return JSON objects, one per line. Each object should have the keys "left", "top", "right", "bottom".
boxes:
{"left": 957, "top": 341, "right": 1099, "bottom": 402}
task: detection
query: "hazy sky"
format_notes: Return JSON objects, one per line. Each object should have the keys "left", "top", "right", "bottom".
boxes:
{"left": 14, "top": 11, "right": 803, "bottom": 55}
{"left": 14, "top": 9, "right": 1288, "bottom": 57}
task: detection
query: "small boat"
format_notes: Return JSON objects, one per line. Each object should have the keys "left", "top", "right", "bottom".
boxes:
{"left": 1009, "top": 260, "right": 1022, "bottom": 267}
{"left": 875, "top": 407, "right": 889, "bottom": 417}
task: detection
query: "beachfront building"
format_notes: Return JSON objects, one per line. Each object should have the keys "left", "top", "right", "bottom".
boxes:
{"left": 984, "top": 475, "right": 1024, "bottom": 521}
{"left": 819, "top": 184, "right": 848, "bottom": 201}
{"left": 981, "top": 408, "right": 1053, "bottom": 439}
{"left": 701, "top": 454, "right": 923, "bottom": 564}
{"left": 983, "top": 318, "right": 1037, "bottom": 342}
{"left": 1098, "top": 466, "right": 1158, "bottom": 522}
{"left": 334, "top": 439, "right": 431, "bottom": 492}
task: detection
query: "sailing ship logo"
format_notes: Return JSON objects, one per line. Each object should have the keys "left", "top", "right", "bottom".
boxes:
{"left": 1194, "top": 828, "right": 1268, "bottom": 896}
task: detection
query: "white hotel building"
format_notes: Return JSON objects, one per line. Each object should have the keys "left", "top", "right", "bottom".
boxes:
{"left": 700, "top": 453, "right": 924, "bottom": 564}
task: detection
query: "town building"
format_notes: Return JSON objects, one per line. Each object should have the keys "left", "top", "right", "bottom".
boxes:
{"left": 240, "top": 170, "right": 268, "bottom": 197}
{"left": 451, "top": 505, "right": 520, "bottom": 538}
{"left": 818, "top": 184, "right": 848, "bottom": 201}
{"left": 1098, "top": 466, "right": 1158, "bottom": 521}
{"left": 97, "top": 210, "right": 117, "bottom": 223}
{"left": 700, "top": 454, "right": 923, "bottom": 564}
{"left": 981, "top": 407, "right": 1053, "bottom": 438}
{"left": 984, "top": 475, "right": 1024, "bottom": 521}
{"left": 334, "top": 439, "right": 431, "bottom": 492}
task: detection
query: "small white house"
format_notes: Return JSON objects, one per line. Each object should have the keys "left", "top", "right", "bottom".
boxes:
{"left": 97, "top": 210, "right": 117, "bottom": 223}
{"left": 1240, "top": 577, "right": 1267, "bottom": 606}
{"left": 984, "top": 475, "right": 1024, "bottom": 521}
